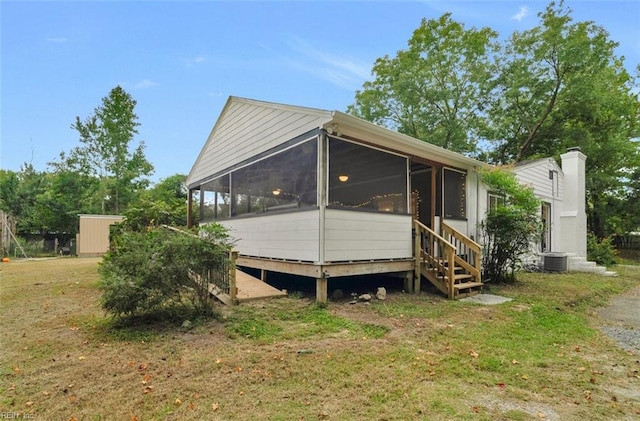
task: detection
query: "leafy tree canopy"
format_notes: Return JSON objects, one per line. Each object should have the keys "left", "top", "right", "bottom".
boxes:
{"left": 54, "top": 85, "right": 154, "bottom": 214}
{"left": 348, "top": 13, "right": 500, "bottom": 155}
{"left": 349, "top": 0, "right": 640, "bottom": 236}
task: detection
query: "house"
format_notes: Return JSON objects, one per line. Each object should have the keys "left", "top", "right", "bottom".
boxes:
{"left": 512, "top": 149, "right": 612, "bottom": 275}
{"left": 185, "top": 97, "right": 595, "bottom": 302}
{"left": 186, "top": 97, "right": 493, "bottom": 302}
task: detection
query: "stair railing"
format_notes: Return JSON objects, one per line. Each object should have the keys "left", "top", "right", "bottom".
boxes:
{"left": 413, "top": 220, "right": 457, "bottom": 297}
{"left": 441, "top": 222, "right": 482, "bottom": 285}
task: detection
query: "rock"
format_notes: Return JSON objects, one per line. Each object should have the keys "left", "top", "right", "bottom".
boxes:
{"left": 376, "top": 287, "right": 387, "bottom": 300}
{"left": 331, "top": 289, "right": 344, "bottom": 300}
{"left": 358, "top": 293, "right": 372, "bottom": 302}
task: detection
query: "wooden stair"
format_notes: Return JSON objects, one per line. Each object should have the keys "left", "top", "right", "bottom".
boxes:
{"left": 414, "top": 221, "right": 483, "bottom": 299}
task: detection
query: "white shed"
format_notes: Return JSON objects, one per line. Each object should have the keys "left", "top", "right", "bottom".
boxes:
{"left": 76, "top": 214, "right": 124, "bottom": 257}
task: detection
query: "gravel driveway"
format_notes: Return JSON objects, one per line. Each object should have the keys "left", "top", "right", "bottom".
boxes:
{"left": 597, "top": 281, "right": 640, "bottom": 352}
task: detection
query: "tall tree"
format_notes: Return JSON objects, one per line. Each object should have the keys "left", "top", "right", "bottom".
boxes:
{"left": 123, "top": 174, "right": 189, "bottom": 230}
{"left": 347, "top": 13, "right": 499, "bottom": 154}
{"left": 485, "top": 1, "right": 639, "bottom": 165}
{"left": 34, "top": 169, "right": 100, "bottom": 241}
{"left": 485, "top": 1, "right": 640, "bottom": 237}
{"left": 0, "top": 165, "right": 46, "bottom": 235}
{"left": 63, "top": 86, "right": 154, "bottom": 213}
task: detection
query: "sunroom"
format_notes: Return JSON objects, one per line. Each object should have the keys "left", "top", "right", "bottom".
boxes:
{"left": 187, "top": 97, "right": 486, "bottom": 301}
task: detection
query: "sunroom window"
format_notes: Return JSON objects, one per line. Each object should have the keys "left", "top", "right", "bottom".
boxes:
{"left": 443, "top": 168, "right": 466, "bottom": 219}
{"left": 232, "top": 140, "right": 317, "bottom": 216}
{"left": 200, "top": 175, "right": 230, "bottom": 221}
{"left": 199, "top": 139, "right": 318, "bottom": 220}
{"left": 328, "top": 137, "right": 408, "bottom": 214}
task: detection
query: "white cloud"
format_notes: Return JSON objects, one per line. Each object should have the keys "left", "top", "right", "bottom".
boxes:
{"left": 134, "top": 79, "right": 158, "bottom": 89}
{"left": 46, "top": 37, "right": 68, "bottom": 43}
{"left": 186, "top": 55, "right": 206, "bottom": 67}
{"left": 285, "top": 37, "right": 371, "bottom": 90}
{"left": 511, "top": 6, "right": 530, "bottom": 22}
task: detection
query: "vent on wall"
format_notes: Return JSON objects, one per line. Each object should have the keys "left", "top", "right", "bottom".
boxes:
{"left": 543, "top": 253, "right": 568, "bottom": 272}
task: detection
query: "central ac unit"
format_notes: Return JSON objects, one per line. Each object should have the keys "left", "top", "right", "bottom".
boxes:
{"left": 543, "top": 253, "right": 568, "bottom": 272}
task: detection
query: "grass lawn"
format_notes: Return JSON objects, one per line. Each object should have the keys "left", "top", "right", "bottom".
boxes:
{"left": 1, "top": 257, "right": 639, "bottom": 420}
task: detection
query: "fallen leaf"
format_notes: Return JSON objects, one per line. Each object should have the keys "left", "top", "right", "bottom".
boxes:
{"left": 138, "top": 363, "right": 148, "bottom": 372}
{"left": 175, "top": 398, "right": 182, "bottom": 405}
{"left": 215, "top": 359, "right": 222, "bottom": 364}
{"left": 26, "top": 401, "right": 34, "bottom": 407}
{"left": 78, "top": 356, "right": 85, "bottom": 361}
{"left": 497, "top": 382, "right": 506, "bottom": 388}
{"left": 43, "top": 390, "right": 51, "bottom": 396}
{"left": 236, "top": 366, "right": 243, "bottom": 372}
{"left": 469, "top": 350, "right": 479, "bottom": 359}
{"left": 521, "top": 374, "right": 528, "bottom": 380}
{"left": 211, "top": 402, "right": 219, "bottom": 411}
{"left": 511, "top": 359, "right": 519, "bottom": 365}
{"left": 131, "top": 417, "right": 138, "bottom": 421}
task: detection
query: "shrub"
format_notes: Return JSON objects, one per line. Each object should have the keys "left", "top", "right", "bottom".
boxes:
{"left": 99, "top": 224, "right": 232, "bottom": 319}
{"left": 479, "top": 168, "right": 542, "bottom": 283}
{"left": 587, "top": 233, "right": 617, "bottom": 266}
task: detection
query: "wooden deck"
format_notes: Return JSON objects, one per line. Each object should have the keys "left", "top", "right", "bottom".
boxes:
{"left": 235, "top": 269, "right": 287, "bottom": 302}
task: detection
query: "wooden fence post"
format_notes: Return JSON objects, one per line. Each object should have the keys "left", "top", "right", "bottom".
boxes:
{"left": 229, "top": 250, "right": 238, "bottom": 305}
{"left": 413, "top": 221, "right": 421, "bottom": 293}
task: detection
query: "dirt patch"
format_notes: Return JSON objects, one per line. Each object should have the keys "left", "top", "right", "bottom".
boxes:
{"left": 597, "top": 284, "right": 640, "bottom": 352}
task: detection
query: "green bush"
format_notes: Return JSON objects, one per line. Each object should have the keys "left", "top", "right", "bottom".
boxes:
{"left": 99, "top": 224, "right": 231, "bottom": 319}
{"left": 479, "top": 168, "right": 542, "bottom": 283}
{"left": 587, "top": 233, "right": 617, "bottom": 266}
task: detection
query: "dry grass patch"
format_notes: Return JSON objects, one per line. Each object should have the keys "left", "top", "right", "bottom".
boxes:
{"left": 1, "top": 258, "right": 639, "bottom": 420}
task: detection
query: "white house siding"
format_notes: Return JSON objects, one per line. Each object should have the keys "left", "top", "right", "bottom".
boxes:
{"left": 187, "top": 98, "right": 331, "bottom": 187}
{"left": 323, "top": 209, "right": 412, "bottom": 262}
{"left": 218, "top": 209, "right": 321, "bottom": 262}
{"left": 513, "top": 158, "right": 564, "bottom": 253}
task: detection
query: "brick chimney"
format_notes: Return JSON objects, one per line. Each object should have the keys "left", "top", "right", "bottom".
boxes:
{"left": 560, "top": 147, "right": 587, "bottom": 257}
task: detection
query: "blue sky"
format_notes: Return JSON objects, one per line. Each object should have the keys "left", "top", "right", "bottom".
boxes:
{"left": 2, "top": 0, "right": 639, "bottom": 182}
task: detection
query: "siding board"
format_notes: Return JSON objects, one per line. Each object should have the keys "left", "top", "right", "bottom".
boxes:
{"left": 324, "top": 209, "right": 412, "bottom": 262}
{"left": 188, "top": 98, "right": 331, "bottom": 186}
{"left": 219, "top": 209, "right": 320, "bottom": 262}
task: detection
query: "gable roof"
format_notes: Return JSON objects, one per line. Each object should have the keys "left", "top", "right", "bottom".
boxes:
{"left": 513, "top": 157, "right": 563, "bottom": 173}
{"left": 187, "top": 96, "right": 487, "bottom": 188}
